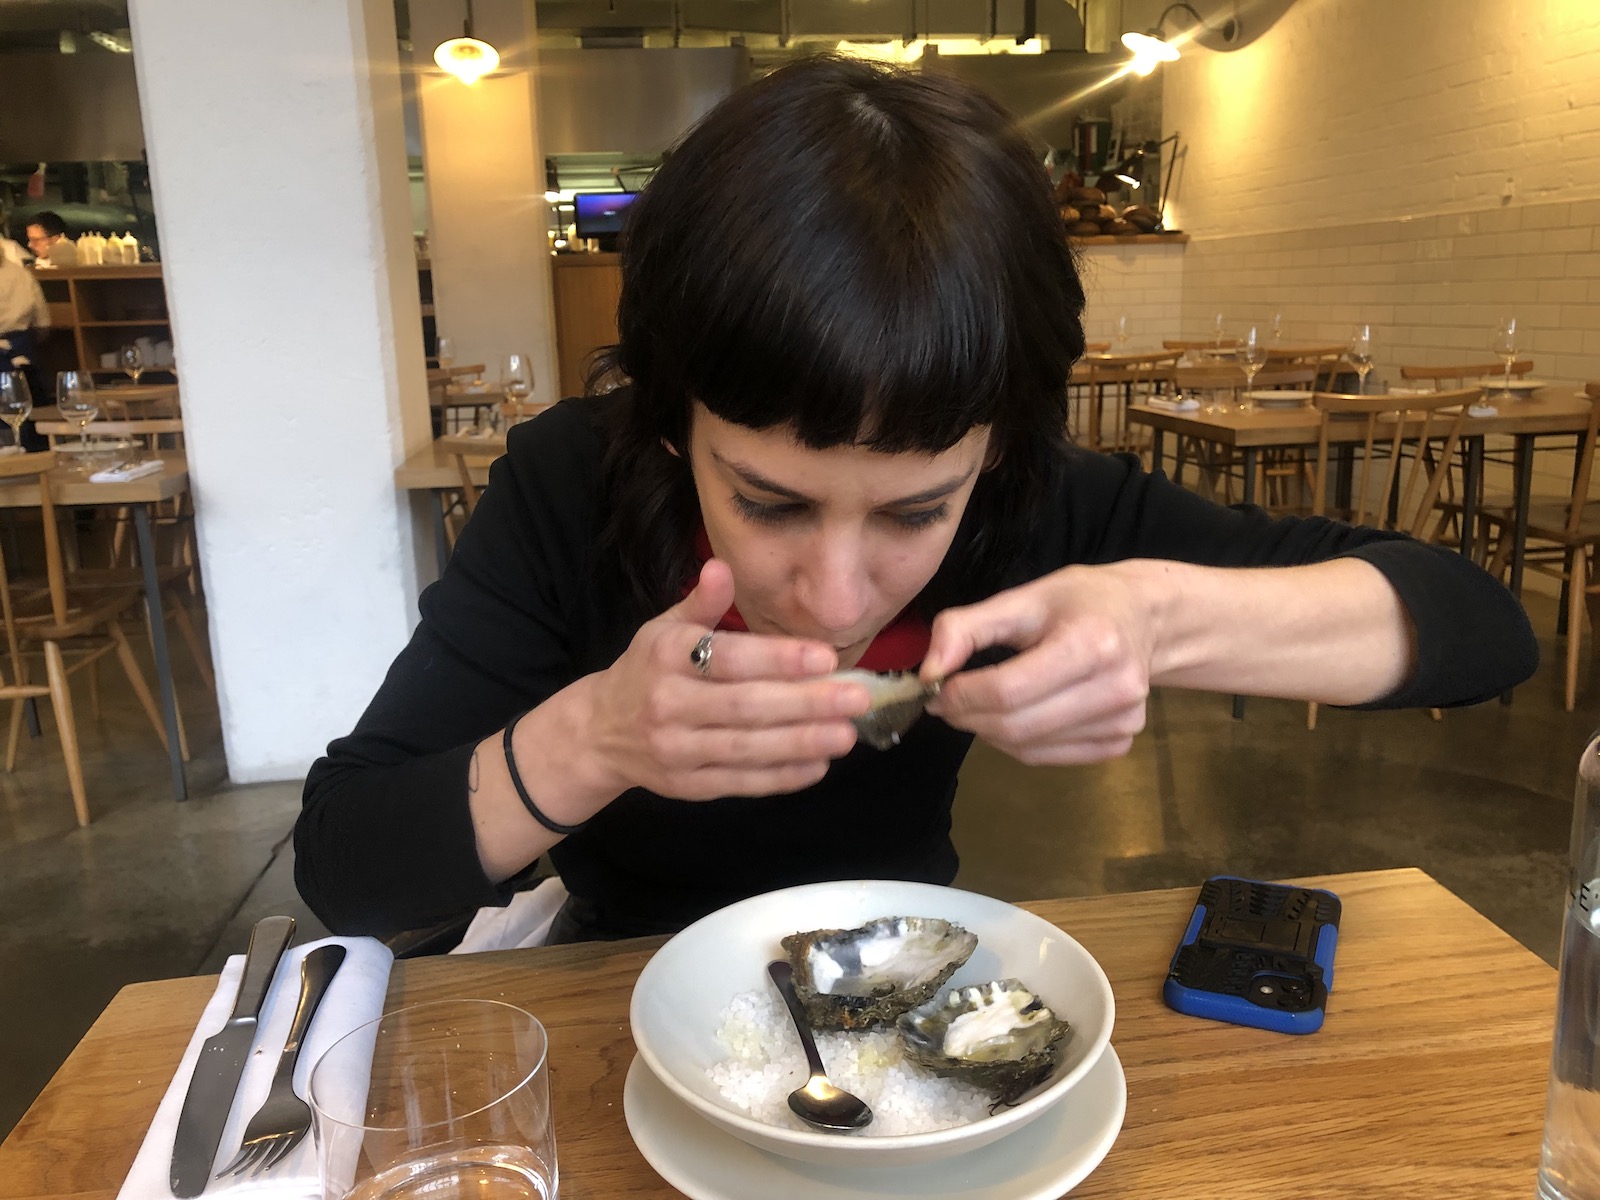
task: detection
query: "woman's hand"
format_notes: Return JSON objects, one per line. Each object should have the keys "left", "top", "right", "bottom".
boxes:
{"left": 578, "top": 559, "right": 870, "bottom": 801}
{"left": 920, "top": 564, "right": 1159, "bottom": 766}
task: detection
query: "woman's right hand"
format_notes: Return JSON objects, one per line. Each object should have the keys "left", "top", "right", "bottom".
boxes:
{"left": 578, "top": 559, "right": 870, "bottom": 801}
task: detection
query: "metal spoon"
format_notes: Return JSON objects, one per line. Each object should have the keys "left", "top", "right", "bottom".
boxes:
{"left": 766, "top": 960, "right": 873, "bottom": 1132}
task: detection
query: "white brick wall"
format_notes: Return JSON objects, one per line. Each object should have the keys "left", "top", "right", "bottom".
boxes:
{"left": 1077, "top": 241, "right": 1186, "bottom": 349}
{"left": 1148, "top": 0, "right": 1600, "bottom": 595}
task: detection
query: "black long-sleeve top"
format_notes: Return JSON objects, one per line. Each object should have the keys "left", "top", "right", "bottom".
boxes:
{"left": 296, "top": 395, "right": 1538, "bottom": 938}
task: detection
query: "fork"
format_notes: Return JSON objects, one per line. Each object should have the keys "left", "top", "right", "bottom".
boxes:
{"left": 216, "top": 944, "right": 347, "bottom": 1179}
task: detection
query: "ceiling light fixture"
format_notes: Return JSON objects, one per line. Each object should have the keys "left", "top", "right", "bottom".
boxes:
{"left": 1121, "top": 3, "right": 1236, "bottom": 76}
{"left": 434, "top": 0, "right": 499, "bottom": 86}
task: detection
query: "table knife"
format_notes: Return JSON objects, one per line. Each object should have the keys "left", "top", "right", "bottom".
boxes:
{"left": 169, "top": 915, "right": 295, "bottom": 1197}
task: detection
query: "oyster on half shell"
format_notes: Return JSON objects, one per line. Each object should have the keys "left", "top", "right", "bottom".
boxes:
{"left": 897, "top": 978, "right": 1072, "bottom": 1105}
{"left": 779, "top": 915, "right": 978, "bottom": 1031}
{"left": 829, "top": 670, "right": 942, "bottom": 750}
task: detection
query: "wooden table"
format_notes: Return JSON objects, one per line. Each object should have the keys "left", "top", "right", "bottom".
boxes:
{"left": 1129, "top": 388, "right": 1594, "bottom": 600}
{"left": 0, "top": 869, "right": 1557, "bottom": 1198}
{"left": 0, "top": 451, "right": 192, "bottom": 801}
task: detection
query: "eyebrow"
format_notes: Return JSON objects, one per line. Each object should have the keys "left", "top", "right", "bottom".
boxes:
{"left": 712, "top": 449, "right": 975, "bottom": 507}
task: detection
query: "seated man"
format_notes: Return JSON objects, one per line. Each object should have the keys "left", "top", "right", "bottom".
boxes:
{"left": 24, "top": 211, "right": 77, "bottom": 267}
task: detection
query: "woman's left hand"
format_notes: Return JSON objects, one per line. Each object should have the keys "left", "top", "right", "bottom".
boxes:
{"left": 920, "top": 564, "right": 1158, "bottom": 765}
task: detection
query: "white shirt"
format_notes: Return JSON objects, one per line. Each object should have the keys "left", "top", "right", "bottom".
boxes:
{"left": 0, "top": 259, "right": 49, "bottom": 333}
{"left": 0, "top": 239, "right": 26, "bottom": 267}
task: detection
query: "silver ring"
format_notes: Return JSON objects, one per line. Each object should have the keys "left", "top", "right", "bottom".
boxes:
{"left": 690, "top": 631, "right": 715, "bottom": 678}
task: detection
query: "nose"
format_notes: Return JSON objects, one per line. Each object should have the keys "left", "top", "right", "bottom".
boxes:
{"left": 793, "top": 529, "right": 871, "bottom": 637}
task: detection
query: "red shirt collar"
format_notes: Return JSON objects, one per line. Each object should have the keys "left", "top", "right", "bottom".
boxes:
{"left": 691, "top": 528, "right": 930, "bottom": 671}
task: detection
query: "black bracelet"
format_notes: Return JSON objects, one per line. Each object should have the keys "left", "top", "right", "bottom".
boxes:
{"left": 503, "top": 710, "right": 588, "bottom": 836}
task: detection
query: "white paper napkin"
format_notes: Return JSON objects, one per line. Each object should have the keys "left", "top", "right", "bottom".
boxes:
{"left": 91, "top": 459, "right": 164, "bottom": 483}
{"left": 1146, "top": 395, "right": 1200, "bottom": 412}
{"left": 118, "top": 936, "right": 394, "bottom": 1200}
{"left": 450, "top": 876, "right": 569, "bottom": 954}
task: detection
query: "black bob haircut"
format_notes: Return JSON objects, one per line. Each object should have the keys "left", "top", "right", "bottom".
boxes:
{"left": 597, "top": 55, "right": 1087, "bottom": 617}
{"left": 27, "top": 211, "right": 69, "bottom": 238}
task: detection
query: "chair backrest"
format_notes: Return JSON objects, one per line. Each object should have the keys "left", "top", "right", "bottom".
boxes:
{"left": 38, "top": 418, "right": 184, "bottom": 450}
{"left": 1309, "top": 389, "right": 1476, "bottom": 536}
{"left": 1555, "top": 382, "right": 1600, "bottom": 536}
{"left": 1265, "top": 346, "right": 1345, "bottom": 390}
{"left": 1252, "top": 366, "right": 1316, "bottom": 390}
{"left": 97, "top": 385, "right": 181, "bottom": 420}
{"left": 1399, "top": 361, "right": 1534, "bottom": 389}
{"left": 1163, "top": 338, "right": 1240, "bottom": 351}
{"left": 0, "top": 452, "right": 67, "bottom": 629}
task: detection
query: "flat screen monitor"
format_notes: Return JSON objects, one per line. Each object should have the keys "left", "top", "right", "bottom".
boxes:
{"left": 573, "top": 192, "right": 637, "bottom": 248}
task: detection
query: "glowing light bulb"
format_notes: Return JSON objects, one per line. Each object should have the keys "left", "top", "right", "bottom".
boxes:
{"left": 1120, "top": 29, "right": 1179, "bottom": 76}
{"left": 434, "top": 36, "right": 499, "bottom": 85}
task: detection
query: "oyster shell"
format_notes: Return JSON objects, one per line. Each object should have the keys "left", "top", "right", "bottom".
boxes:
{"left": 897, "top": 978, "right": 1072, "bottom": 1105}
{"left": 779, "top": 915, "right": 978, "bottom": 1031}
{"left": 830, "top": 670, "right": 941, "bottom": 750}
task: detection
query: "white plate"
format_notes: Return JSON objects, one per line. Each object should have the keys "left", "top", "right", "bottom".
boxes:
{"left": 1246, "top": 389, "right": 1313, "bottom": 408}
{"left": 1470, "top": 377, "right": 1548, "bottom": 392}
{"left": 624, "top": 1045, "right": 1126, "bottom": 1200}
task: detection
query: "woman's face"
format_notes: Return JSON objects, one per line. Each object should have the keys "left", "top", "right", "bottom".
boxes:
{"left": 688, "top": 403, "right": 990, "bottom": 668}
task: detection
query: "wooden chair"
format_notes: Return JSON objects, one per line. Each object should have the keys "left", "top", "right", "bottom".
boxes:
{"left": 1166, "top": 366, "right": 1316, "bottom": 504}
{"left": 1303, "top": 388, "right": 1476, "bottom": 729}
{"left": 0, "top": 452, "right": 173, "bottom": 825}
{"left": 1267, "top": 345, "right": 1347, "bottom": 391}
{"left": 1073, "top": 350, "right": 1181, "bottom": 457}
{"left": 1480, "top": 382, "right": 1600, "bottom": 711}
{"left": 1163, "top": 338, "right": 1241, "bottom": 352}
{"left": 1399, "top": 361, "right": 1535, "bottom": 557}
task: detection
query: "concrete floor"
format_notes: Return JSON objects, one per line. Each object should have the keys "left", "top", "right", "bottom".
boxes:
{"left": 0, "top": 593, "right": 1590, "bottom": 1140}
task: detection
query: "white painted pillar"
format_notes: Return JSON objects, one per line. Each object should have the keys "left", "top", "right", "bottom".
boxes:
{"left": 128, "top": 0, "right": 434, "bottom": 781}
{"left": 409, "top": 0, "right": 559, "bottom": 402}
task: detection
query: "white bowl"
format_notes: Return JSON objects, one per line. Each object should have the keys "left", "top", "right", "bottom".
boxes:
{"left": 628, "top": 879, "right": 1115, "bottom": 1168}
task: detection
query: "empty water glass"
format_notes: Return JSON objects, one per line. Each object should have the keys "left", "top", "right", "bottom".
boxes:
{"left": 0, "top": 372, "right": 31, "bottom": 451}
{"left": 55, "top": 371, "right": 98, "bottom": 459}
{"left": 1348, "top": 325, "right": 1374, "bottom": 394}
{"left": 310, "top": 999, "right": 558, "bottom": 1200}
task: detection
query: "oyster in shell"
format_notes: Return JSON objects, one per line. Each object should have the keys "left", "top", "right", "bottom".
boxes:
{"left": 830, "top": 670, "right": 942, "bottom": 750}
{"left": 779, "top": 915, "right": 978, "bottom": 1031}
{"left": 898, "top": 978, "right": 1072, "bottom": 1105}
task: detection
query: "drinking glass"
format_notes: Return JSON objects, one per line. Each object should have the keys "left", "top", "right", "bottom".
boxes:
{"left": 1239, "top": 326, "right": 1267, "bottom": 412}
{"left": 502, "top": 353, "right": 534, "bottom": 423}
{"left": 118, "top": 343, "right": 144, "bottom": 385}
{"left": 1492, "top": 317, "right": 1519, "bottom": 398}
{"left": 1212, "top": 311, "right": 1227, "bottom": 352}
{"left": 1271, "top": 311, "right": 1285, "bottom": 343}
{"left": 1114, "top": 313, "right": 1131, "bottom": 350}
{"left": 1538, "top": 730, "right": 1600, "bottom": 1200}
{"left": 1348, "top": 325, "right": 1374, "bottom": 394}
{"left": 436, "top": 336, "right": 456, "bottom": 371}
{"left": 310, "top": 999, "right": 558, "bottom": 1200}
{"left": 55, "top": 371, "right": 98, "bottom": 457}
{"left": 0, "top": 372, "right": 32, "bottom": 451}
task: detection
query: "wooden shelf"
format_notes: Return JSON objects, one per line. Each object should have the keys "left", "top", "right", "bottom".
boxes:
{"left": 25, "top": 265, "right": 176, "bottom": 377}
{"left": 1069, "top": 232, "right": 1190, "bottom": 245}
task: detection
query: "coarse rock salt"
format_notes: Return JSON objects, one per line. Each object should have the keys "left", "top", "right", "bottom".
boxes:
{"left": 706, "top": 990, "right": 991, "bottom": 1137}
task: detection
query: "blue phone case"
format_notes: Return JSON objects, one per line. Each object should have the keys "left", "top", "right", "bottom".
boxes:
{"left": 1163, "top": 876, "right": 1340, "bottom": 1035}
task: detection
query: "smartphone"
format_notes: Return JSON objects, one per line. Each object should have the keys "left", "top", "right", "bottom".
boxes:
{"left": 1163, "top": 875, "right": 1341, "bottom": 1034}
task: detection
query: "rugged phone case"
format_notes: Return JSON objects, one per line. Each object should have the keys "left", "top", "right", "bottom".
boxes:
{"left": 1163, "top": 876, "right": 1341, "bottom": 1034}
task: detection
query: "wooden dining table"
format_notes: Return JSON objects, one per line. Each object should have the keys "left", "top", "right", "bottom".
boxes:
{"left": 0, "top": 868, "right": 1557, "bottom": 1198}
{"left": 1128, "top": 387, "right": 1594, "bottom": 600}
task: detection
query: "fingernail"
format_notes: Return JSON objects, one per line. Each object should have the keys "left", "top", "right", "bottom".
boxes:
{"left": 803, "top": 646, "right": 834, "bottom": 674}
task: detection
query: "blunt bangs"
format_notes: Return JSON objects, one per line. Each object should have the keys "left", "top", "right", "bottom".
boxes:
{"left": 616, "top": 56, "right": 1084, "bottom": 455}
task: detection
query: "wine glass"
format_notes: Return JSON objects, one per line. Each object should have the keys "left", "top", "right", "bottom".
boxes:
{"left": 1271, "top": 311, "right": 1285, "bottom": 343}
{"left": 1348, "top": 325, "right": 1374, "bottom": 394}
{"left": 56, "top": 371, "right": 98, "bottom": 459}
{"left": 1115, "top": 313, "right": 1131, "bottom": 350}
{"left": 501, "top": 352, "right": 534, "bottom": 423}
{"left": 118, "top": 343, "right": 144, "bottom": 386}
{"left": 436, "top": 336, "right": 456, "bottom": 371}
{"left": 1212, "top": 311, "right": 1227, "bottom": 352}
{"left": 0, "top": 372, "right": 32, "bottom": 451}
{"left": 1492, "top": 317, "right": 1519, "bottom": 398}
{"left": 1240, "top": 326, "right": 1267, "bottom": 411}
